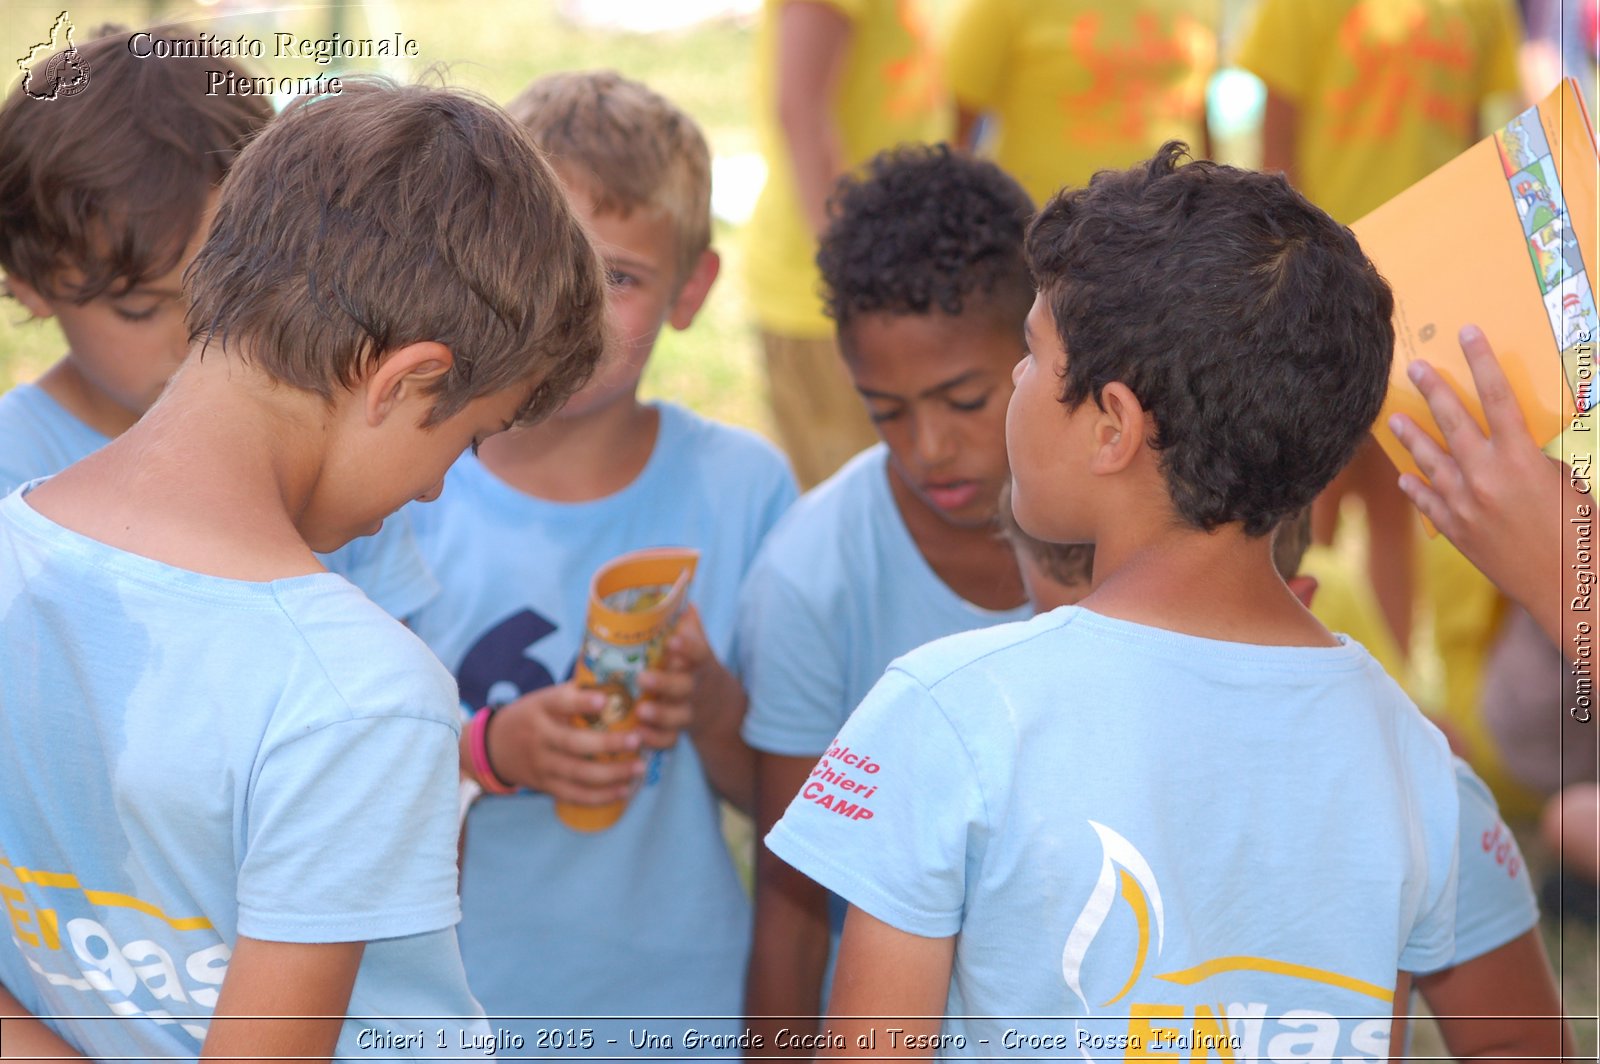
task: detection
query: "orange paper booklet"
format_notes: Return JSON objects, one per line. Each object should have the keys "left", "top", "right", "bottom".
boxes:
{"left": 555, "top": 547, "right": 699, "bottom": 833}
{"left": 1359, "top": 79, "right": 1598, "bottom": 484}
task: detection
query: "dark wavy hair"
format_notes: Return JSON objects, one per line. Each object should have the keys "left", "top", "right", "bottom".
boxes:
{"left": 1027, "top": 142, "right": 1395, "bottom": 536}
{"left": 816, "top": 143, "right": 1033, "bottom": 328}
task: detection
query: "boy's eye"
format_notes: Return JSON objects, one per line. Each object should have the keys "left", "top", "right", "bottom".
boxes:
{"left": 866, "top": 405, "right": 903, "bottom": 424}
{"left": 113, "top": 304, "right": 161, "bottom": 323}
{"left": 949, "top": 392, "right": 990, "bottom": 413}
{"left": 607, "top": 270, "right": 638, "bottom": 289}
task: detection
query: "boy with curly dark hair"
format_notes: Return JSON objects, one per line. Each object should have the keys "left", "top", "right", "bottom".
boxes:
{"left": 766, "top": 143, "right": 1463, "bottom": 1056}
{"left": 738, "top": 143, "right": 1033, "bottom": 1042}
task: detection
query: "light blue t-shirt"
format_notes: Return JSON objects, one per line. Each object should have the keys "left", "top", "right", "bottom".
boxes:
{"left": 0, "top": 489, "right": 487, "bottom": 1059}
{"left": 0, "top": 381, "right": 439, "bottom": 618}
{"left": 769, "top": 608, "right": 1461, "bottom": 1060}
{"left": 1439, "top": 758, "right": 1538, "bottom": 967}
{"left": 406, "top": 402, "right": 795, "bottom": 1043}
{"left": 738, "top": 444, "right": 1031, "bottom": 758}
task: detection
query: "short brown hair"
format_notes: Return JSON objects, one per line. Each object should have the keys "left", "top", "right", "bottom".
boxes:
{"left": 0, "top": 24, "right": 272, "bottom": 302}
{"left": 506, "top": 70, "right": 711, "bottom": 281}
{"left": 997, "top": 482, "right": 1095, "bottom": 589}
{"left": 1271, "top": 507, "right": 1313, "bottom": 581}
{"left": 187, "top": 79, "right": 607, "bottom": 426}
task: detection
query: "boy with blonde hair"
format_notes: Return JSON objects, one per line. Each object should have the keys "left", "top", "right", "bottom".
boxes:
{"left": 768, "top": 143, "right": 1461, "bottom": 1056}
{"left": 0, "top": 25, "right": 440, "bottom": 621}
{"left": 405, "top": 70, "right": 794, "bottom": 1045}
{"left": 0, "top": 79, "right": 606, "bottom": 1059}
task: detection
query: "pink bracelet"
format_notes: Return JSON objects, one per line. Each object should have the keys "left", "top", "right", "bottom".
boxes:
{"left": 468, "top": 708, "right": 515, "bottom": 796}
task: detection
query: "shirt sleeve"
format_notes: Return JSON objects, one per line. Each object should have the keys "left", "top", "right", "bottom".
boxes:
{"left": 1233, "top": 0, "right": 1320, "bottom": 102}
{"left": 737, "top": 562, "right": 852, "bottom": 756}
{"left": 317, "top": 510, "right": 441, "bottom": 622}
{"left": 941, "top": 0, "right": 1014, "bottom": 112}
{"left": 1430, "top": 759, "right": 1538, "bottom": 969}
{"left": 1397, "top": 718, "right": 1463, "bottom": 973}
{"left": 765, "top": 667, "right": 984, "bottom": 938}
{"left": 237, "top": 714, "right": 462, "bottom": 943}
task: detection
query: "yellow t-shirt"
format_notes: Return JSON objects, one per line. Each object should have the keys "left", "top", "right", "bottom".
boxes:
{"left": 942, "top": 0, "right": 1218, "bottom": 207}
{"left": 1300, "top": 543, "right": 1410, "bottom": 690}
{"left": 744, "top": 0, "right": 950, "bottom": 338}
{"left": 1235, "top": 0, "right": 1522, "bottom": 224}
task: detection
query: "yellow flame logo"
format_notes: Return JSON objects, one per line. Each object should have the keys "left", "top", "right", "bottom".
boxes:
{"left": 1060, "top": 821, "right": 1165, "bottom": 1010}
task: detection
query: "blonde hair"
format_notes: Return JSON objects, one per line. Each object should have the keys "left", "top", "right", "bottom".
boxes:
{"left": 507, "top": 70, "right": 712, "bottom": 281}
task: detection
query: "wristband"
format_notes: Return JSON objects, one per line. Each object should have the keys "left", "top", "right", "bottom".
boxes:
{"left": 468, "top": 707, "right": 516, "bottom": 796}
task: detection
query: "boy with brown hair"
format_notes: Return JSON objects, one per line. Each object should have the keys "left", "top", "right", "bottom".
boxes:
{"left": 767, "top": 143, "right": 1462, "bottom": 1055}
{"left": 0, "top": 79, "right": 606, "bottom": 1059}
{"left": 403, "top": 70, "right": 794, "bottom": 1045}
{"left": 0, "top": 25, "right": 439, "bottom": 621}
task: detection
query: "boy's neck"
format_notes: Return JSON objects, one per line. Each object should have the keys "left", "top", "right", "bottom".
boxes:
{"left": 38, "top": 358, "right": 144, "bottom": 438}
{"left": 1083, "top": 516, "right": 1335, "bottom": 647}
{"left": 24, "top": 353, "right": 328, "bottom": 580}
{"left": 477, "top": 394, "right": 659, "bottom": 503}
{"left": 886, "top": 462, "right": 1026, "bottom": 612}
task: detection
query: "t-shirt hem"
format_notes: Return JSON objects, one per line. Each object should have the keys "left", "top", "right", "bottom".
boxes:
{"left": 237, "top": 899, "right": 460, "bottom": 944}
{"left": 741, "top": 720, "right": 831, "bottom": 759}
{"left": 1398, "top": 933, "right": 1455, "bottom": 976}
{"left": 1427, "top": 907, "right": 1540, "bottom": 971}
{"left": 766, "top": 823, "right": 961, "bottom": 939}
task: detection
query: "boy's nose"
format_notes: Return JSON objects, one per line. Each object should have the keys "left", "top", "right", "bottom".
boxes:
{"left": 912, "top": 414, "right": 956, "bottom": 468}
{"left": 416, "top": 480, "right": 445, "bottom": 504}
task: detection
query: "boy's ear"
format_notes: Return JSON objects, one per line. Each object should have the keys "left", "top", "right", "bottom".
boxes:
{"left": 365, "top": 341, "right": 454, "bottom": 427}
{"left": 1286, "top": 574, "right": 1319, "bottom": 608}
{"left": 1089, "top": 382, "right": 1147, "bottom": 475}
{"left": 4, "top": 276, "right": 55, "bottom": 320}
{"left": 667, "top": 248, "right": 720, "bottom": 331}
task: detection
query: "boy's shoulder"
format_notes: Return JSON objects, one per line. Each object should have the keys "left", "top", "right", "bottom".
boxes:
{"left": 659, "top": 400, "right": 792, "bottom": 486}
{"left": 887, "top": 607, "right": 1072, "bottom": 691}
{"left": 749, "top": 444, "right": 887, "bottom": 574}
{"left": 0, "top": 490, "right": 458, "bottom": 731}
{"left": 0, "top": 382, "right": 107, "bottom": 494}
{"left": 273, "top": 578, "right": 461, "bottom": 729}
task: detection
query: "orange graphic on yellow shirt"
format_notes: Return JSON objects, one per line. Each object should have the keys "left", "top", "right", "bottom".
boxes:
{"left": 1057, "top": 11, "right": 1215, "bottom": 147}
{"left": 884, "top": 0, "right": 939, "bottom": 121}
{"left": 1326, "top": 4, "right": 1475, "bottom": 144}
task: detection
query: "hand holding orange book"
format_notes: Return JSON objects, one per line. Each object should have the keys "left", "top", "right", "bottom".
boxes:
{"left": 1359, "top": 79, "right": 1598, "bottom": 498}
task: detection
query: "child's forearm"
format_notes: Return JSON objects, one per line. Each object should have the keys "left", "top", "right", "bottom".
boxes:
{"left": 747, "top": 753, "right": 833, "bottom": 1057}
{"left": 0, "top": 981, "right": 87, "bottom": 1061}
{"left": 689, "top": 660, "right": 756, "bottom": 813}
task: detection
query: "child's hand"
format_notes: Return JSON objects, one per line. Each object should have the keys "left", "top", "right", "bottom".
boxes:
{"left": 636, "top": 606, "right": 756, "bottom": 811}
{"left": 1387, "top": 324, "right": 1573, "bottom": 646}
{"left": 634, "top": 605, "right": 718, "bottom": 751}
{"left": 486, "top": 682, "right": 644, "bottom": 806}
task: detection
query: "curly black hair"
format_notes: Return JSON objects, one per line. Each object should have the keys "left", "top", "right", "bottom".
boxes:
{"left": 1027, "top": 142, "right": 1395, "bottom": 537}
{"left": 816, "top": 143, "right": 1034, "bottom": 327}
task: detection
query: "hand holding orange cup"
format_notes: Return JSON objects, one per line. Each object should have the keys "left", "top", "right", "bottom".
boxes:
{"left": 555, "top": 547, "right": 700, "bottom": 832}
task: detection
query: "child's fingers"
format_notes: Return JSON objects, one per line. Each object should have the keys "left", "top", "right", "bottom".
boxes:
{"left": 1388, "top": 412, "right": 1466, "bottom": 500}
{"left": 549, "top": 753, "right": 641, "bottom": 791}
{"left": 635, "top": 698, "right": 692, "bottom": 738}
{"left": 1396, "top": 473, "right": 1461, "bottom": 542}
{"left": 541, "top": 764, "right": 637, "bottom": 806}
{"left": 637, "top": 668, "right": 695, "bottom": 704}
{"left": 545, "top": 721, "right": 641, "bottom": 760}
{"left": 1457, "top": 324, "right": 1531, "bottom": 441}
{"left": 1407, "top": 359, "right": 1487, "bottom": 463}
